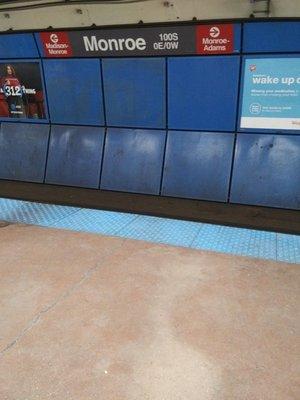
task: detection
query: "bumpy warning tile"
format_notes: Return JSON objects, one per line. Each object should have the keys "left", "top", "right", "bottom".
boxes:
{"left": 117, "top": 214, "right": 202, "bottom": 247}
{"left": 0, "top": 197, "right": 299, "bottom": 264}
{"left": 0, "top": 198, "right": 80, "bottom": 225}
{"left": 51, "top": 208, "right": 137, "bottom": 236}
{"left": 191, "top": 223, "right": 277, "bottom": 260}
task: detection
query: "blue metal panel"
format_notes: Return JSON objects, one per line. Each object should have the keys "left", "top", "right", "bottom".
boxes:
{"left": 233, "top": 24, "right": 242, "bottom": 53}
{"left": 101, "top": 128, "right": 166, "bottom": 195}
{"left": 43, "top": 59, "right": 104, "bottom": 125}
{"left": 162, "top": 131, "right": 234, "bottom": 201}
{"left": 45, "top": 125, "right": 105, "bottom": 188}
{"left": 0, "top": 122, "right": 49, "bottom": 182}
{"left": 102, "top": 58, "right": 166, "bottom": 129}
{"left": 0, "top": 34, "right": 39, "bottom": 58}
{"left": 243, "top": 22, "right": 300, "bottom": 53}
{"left": 168, "top": 56, "right": 240, "bottom": 131}
{"left": 230, "top": 134, "right": 300, "bottom": 210}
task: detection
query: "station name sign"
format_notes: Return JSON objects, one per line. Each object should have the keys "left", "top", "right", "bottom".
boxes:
{"left": 39, "top": 23, "right": 239, "bottom": 57}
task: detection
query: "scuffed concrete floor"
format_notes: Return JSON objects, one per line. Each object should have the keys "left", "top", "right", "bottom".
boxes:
{"left": 0, "top": 223, "right": 299, "bottom": 400}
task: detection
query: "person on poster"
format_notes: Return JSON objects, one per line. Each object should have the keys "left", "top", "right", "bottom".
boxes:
{"left": 0, "top": 64, "right": 27, "bottom": 118}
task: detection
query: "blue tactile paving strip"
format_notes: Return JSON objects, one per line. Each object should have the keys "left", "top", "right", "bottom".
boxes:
{"left": 51, "top": 208, "right": 139, "bottom": 236}
{"left": 0, "top": 198, "right": 299, "bottom": 265}
{"left": 191, "top": 224, "right": 277, "bottom": 260}
{"left": 277, "top": 233, "right": 300, "bottom": 263}
{"left": 0, "top": 198, "right": 80, "bottom": 225}
{"left": 117, "top": 215, "right": 202, "bottom": 248}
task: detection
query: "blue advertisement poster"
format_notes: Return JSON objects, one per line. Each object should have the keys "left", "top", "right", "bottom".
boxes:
{"left": 240, "top": 57, "right": 300, "bottom": 131}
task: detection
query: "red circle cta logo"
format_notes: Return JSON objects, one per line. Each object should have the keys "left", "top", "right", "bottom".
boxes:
{"left": 50, "top": 33, "right": 59, "bottom": 44}
{"left": 209, "top": 26, "right": 220, "bottom": 38}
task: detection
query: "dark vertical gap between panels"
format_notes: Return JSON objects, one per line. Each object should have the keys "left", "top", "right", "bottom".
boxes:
{"left": 39, "top": 55, "right": 53, "bottom": 183}
{"left": 39, "top": 60, "right": 51, "bottom": 123}
{"left": 227, "top": 23, "right": 244, "bottom": 203}
{"left": 98, "top": 127, "right": 107, "bottom": 189}
{"left": 100, "top": 58, "right": 107, "bottom": 127}
{"left": 98, "top": 58, "right": 107, "bottom": 189}
{"left": 159, "top": 57, "right": 168, "bottom": 195}
{"left": 43, "top": 125, "right": 52, "bottom": 183}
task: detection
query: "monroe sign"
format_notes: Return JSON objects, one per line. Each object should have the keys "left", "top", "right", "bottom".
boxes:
{"left": 38, "top": 24, "right": 240, "bottom": 57}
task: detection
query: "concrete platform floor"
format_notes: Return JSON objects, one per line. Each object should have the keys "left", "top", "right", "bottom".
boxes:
{"left": 0, "top": 222, "right": 299, "bottom": 400}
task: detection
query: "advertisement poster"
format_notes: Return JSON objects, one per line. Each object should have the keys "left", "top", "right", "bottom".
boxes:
{"left": 0, "top": 62, "right": 46, "bottom": 120}
{"left": 240, "top": 58, "right": 300, "bottom": 131}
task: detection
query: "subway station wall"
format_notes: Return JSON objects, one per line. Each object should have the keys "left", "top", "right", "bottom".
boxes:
{"left": 0, "top": 21, "right": 299, "bottom": 210}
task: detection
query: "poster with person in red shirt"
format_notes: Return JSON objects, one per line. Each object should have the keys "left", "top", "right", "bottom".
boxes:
{"left": 0, "top": 62, "right": 46, "bottom": 120}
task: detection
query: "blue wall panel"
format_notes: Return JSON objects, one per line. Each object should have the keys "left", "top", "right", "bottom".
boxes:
{"left": 0, "top": 34, "right": 39, "bottom": 58}
{"left": 230, "top": 134, "right": 300, "bottom": 210}
{"left": 162, "top": 131, "right": 235, "bottom": 201}
{"left": 168, "top": 56, "right": 240, "bottom": 132}
{"left": 102, "top": 58, "right": 166, "bottom": 129}
{"left": 101, "top": 128, "right": 166, "bottom": 195}
{"left": 43, "top": 59, "right": 104, "bottom": 125}
{"left": 45, "top": 125, "right": 105, "bottom": 188}
{"left": 0, "top": 122, "right": 49, "bottom": 182}
{"left": 243, "top": 22, "right": 300, "bottom": 53}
